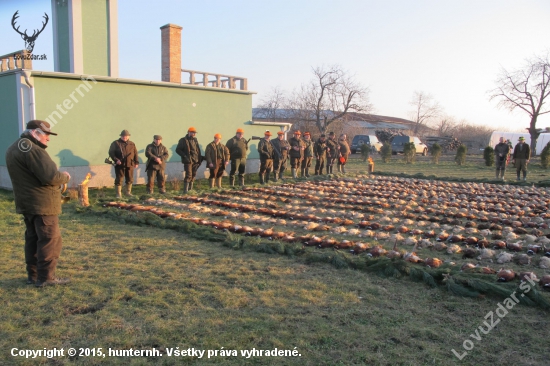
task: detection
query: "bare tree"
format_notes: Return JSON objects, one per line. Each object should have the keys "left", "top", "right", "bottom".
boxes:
{"left": 254, "top": 86, "right": 287, "bottom": 119}
{"left": 409, "top": 91, "right": 442, "bottom": 134}
{"left": 433, "top": 115, "right": 458, "bottom": 136}
{"left": 290, "top": 65, "right": 372, "bottom": 134}
{"left": 490, "top": 53, "right": 550, "bottom": 154}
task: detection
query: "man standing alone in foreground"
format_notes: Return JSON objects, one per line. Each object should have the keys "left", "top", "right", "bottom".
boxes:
{"left": 6, "top": 120, "right": 71, "bottom": 287}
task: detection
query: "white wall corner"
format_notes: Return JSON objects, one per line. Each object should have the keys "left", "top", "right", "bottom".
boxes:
{"left": 108, "top": 0, "right": 119, "bottom": 77}
{"left": 69, "top": 0, "right": 83, "bottom": 74}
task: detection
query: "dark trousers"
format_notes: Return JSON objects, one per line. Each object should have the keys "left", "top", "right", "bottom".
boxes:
{"left": 259, "top": 159, "right": 273, "bottom": 176}
{"left": 114, "top": 166, "right": 134, "bottom": 186}
{"left": 274, "top": 156, "right": 287, "bottom": 176}
{"left": 147, "top": 169, "right": 166, "bottom": 191}
{"left": 229, "top": 158, "right": 246, "bottom": 178}
{"left": 23, "top": 214, "right": 62, "bottom": 282}
{"left": 315, "top": 157, "right": 326, "bottom": 174}
{"left": 209, "top": 160, "right": 225, "bottom": 179}
{"left": 184, "top": 163, "right": 200, "bottom": 183}
{"left": 515, "top": 159, "right": 528, "bottom": 176}
{"left": 290, "top": 156, "right": 302, "bottom": 169}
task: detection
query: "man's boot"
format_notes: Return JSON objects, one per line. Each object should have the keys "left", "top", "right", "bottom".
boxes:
{"left": 239, "top": 176, "right": 245, "bottom": 187}
{"left": 209, "top": 178, "right": 215, "bottom": 189}
{"left": 337, "top": 165, "right": 342, "bottom": 173}
{"left": 300, "top": 168, "right": 305, "bottom": 177}
{"left": 272, "top": 172, "right": 278, "bottom": 182}
{"left": 259, "top": 173, "right": 265, "bottom": 184}
{"left": 229, "top": 176, "right": 235, "bottom": 187}
{"left": 305, "top": 168, "right": 310, "bottom": 177}
{"left": 216, "top": 177, "right": 222, "bottom": 188}
{"left": 496, "top": 169, "right": 500, "bottom": 180}
{"left": 523, "top": 171, "right": 527, "bottom": 181}
{"left": 517, "top": 172, "right": 521, "bottom": 181}
{"left": 183, "top": 182, "right": 189, "bottom": 193}
{"left": 291, "top": 168, "right": 297, "bottom": 179}
{"left": 342, "top": 165, "right": 346, "bottom": 174}
{"left": 115, "top": 185, "right": 122, "bottom": 199}
{"left": 189, "top": 181, "right": 194, "bottom": 191}
{"left": 124, "top": 184, "right": 133, "bottom": 197}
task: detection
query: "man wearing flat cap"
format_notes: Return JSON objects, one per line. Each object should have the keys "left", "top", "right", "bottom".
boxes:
{"left": 289, "top": 131, "right": 306, "bottom": 179}
{"left": 512, "top": 136, "right": 530, "bottom": 181}
{"left": 314, "top": 134, "right": 328, "bottom": 175}
{"left": 271, "top": 131, "right": 290, "bottom": 181}
{"left": 109, "top": 130, "right": 139, "bottom": 198}
{"left": 6, "top": 120, "right": 71, "bottom": 287}
{"left": 325, "top": 131, "right": 340, "bottom": 174}
{"left": 145, "top": 135, "right": 169, "bottom": 194}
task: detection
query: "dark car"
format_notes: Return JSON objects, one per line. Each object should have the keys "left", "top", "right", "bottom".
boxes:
{"left": 391, "top": 136, "right": 428, "bottom": 155}
{"left": 350, "top": 135, "right": 383, "bottom": 154}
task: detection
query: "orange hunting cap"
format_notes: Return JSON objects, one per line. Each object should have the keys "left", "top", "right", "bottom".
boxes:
{"left": 277, "top": 131, "right": 284, "bottom": 135}
{"left": 236, "top": 128, "right": 244, "bottom": 133}
{"left": 264, "top": 130, "right": 272, "bottom": 136}
{"left": 304, "top": 132, "right": 311, "bottom": 136}
{"left": 214, "top": 133, "right": 222, "bottom": 139}
{"left": 293, "top": 131, "right": 301, "bottom": 135}
{"left": 188, "top": 127, "right": 197, "bottom": 133}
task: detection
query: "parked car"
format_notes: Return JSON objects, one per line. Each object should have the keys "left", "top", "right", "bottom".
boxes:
{"left": 350, "top": 135, "right": 383, "bottom": 154}
{"left": 391, "top": 136, "right": 428, "bottom": 155}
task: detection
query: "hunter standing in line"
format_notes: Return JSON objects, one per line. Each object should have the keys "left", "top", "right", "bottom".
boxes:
{"left": 289, "top": 131, "right": 306, "bottom": 179}
{"left": 326, "top": 131, "right": 340, "bottom": 174}
{"left": 337, "top": 134, "right": 351, "bottom": 174}
{"left": 145, "top": 135, "right": 169, "bottom": 194}
{"left": 205, "top": 133, "right": 230, "bottom": 189}
{"left": 257, "top": 130, "right": 275, "bottom": 184}
{"left": 314, "top": 134, "right": 328, "bottom": 175}
{"left": 271, "top": 131, "right": 290, "bottom": 181}
{"left": 226, "top": 128, "right": 248, "bottom": 187}
{"left": 512, "top": 136, "right": 530, "bottom": 181}
{"left": 301, "top": 132, "right": 313, "bottom": 177}
{"left": 494, "top": 137, "right": 510, "bottom": 181}
{"left": 109, "top": 130, "right": 139, "bottom": 198}
{"left": 176, "top": 127, "right": 202, "bottom": 193}
{"left": 6, "top": 120, "right": 71, "bottom": 287}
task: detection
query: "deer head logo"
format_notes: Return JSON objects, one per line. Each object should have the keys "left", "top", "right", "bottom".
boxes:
{"left": 11, "top": 11, "right": 49, "bottom": 53}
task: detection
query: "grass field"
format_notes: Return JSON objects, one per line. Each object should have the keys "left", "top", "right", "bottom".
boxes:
{"left": 1, "top": 158, "right": 549, "bottom": 366}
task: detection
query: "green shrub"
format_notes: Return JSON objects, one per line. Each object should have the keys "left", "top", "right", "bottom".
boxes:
{"left": 431, "top": 143, "right": 442, "bottom": 164}
{"left": 455, "top": 145, "right": 467, "bottom": 166}
{"left": 541, "top": 141, "right": 550, "bottom": 169}
{"left": 483, "top": 146, "right": 495, "bottom": 167}
{"left": 403, "top": 142, "right": 416, "bottom": 164}
{"left": 380, "top": 142, "right": 392, "bottom": 163}
{"left": 360, "top": 143, "right": 370, "bottom": 162}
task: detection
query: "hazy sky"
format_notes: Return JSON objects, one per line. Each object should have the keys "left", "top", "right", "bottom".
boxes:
{"left": 1, "top": 0, "right": 549, "bottom": 130}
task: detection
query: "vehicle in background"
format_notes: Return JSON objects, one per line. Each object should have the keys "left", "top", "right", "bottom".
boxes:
{"left": 391, "top": 136, "right": 428, "bottom": 155}
{"left": 350, "top": 135, "right": 383, "bottom": 154}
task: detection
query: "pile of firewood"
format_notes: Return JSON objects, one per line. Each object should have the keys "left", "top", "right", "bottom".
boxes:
{"left": 375, "top": 129, "right": 407, "bottom": 143}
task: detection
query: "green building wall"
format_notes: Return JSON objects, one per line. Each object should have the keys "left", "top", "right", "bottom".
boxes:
{"left": 32, "top": 75, "right": 261, "bottom": 168}
{"left": 81, "top": 0, "right": 110, "bottom": 76}
{"left": 0, "top": 74, "right": 20, "bottom": 165}
{"left": 54, "top": 3, "right": 71, "bottom": 73}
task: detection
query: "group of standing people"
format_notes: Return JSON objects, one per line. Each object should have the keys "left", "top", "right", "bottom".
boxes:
{"left": 494, "top": 136, "right": 530, "bottom": 181}
{"left": 258, "top": 130, "right": 350, "bottom": 183}
{"left": 109, "top": 127, "right": 353, "bottom": 195}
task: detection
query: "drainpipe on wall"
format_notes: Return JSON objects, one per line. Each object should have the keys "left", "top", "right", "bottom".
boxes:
{"left": 22, "top": 70, "right": 36, "bottom": 121}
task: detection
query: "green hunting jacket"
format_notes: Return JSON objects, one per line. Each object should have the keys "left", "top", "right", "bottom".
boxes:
{"left": 226, "top": 136, "right": 248, "bottom": 159}
{"left": 6, "top": 132, "right": 69, "bottom": 215}
{"left": 303, "top": 138, "right": 314, "bottom": 158}
{"left": 513, "top": 142, "right": 530, "bottom": 160}
{"left": 145, "top": 142, "right": 169, "bottom": 171}
{"left": 205, "top": 142, "right": 230, "bottom": 168}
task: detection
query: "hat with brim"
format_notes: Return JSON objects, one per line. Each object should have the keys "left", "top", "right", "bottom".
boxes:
{"left": 277, "top": 131, "right": 284, "bottom": 135}
{"left": 27, "top": 120, "right": 57, "bottom": 135}
{"left": 154, "top": 135, "right": 162, "bottom": 140}
{"left": 519, "top": 137, "right": 525, "bottom": 141}
{"left": 120, "top": 130, "right": 131, "bottom": 136}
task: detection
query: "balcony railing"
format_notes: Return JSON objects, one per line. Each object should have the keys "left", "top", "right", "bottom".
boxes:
{"left": 181, "top": 69, "right": 247, "bottom": 91}
{"left": 0, "top": 50, "right": 32, "bottom": 72}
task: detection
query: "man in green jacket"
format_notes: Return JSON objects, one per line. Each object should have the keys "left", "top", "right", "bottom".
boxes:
{"left": 205, "top": 133, "right": 230, "bottom": 189}
{"left": 176, "top": 127, "right": 202, "bottom": 193}
{"left": 109, "top": 130, "right": 139, "bottom": 198}
{"left": 512, "top": 136, "right": 530, "bottom": 181}
{"left": 6, "top": 120, "right": 71, "bottom": 287}
{"left": 145, "top": 135, "right": 169, "bottom": 194}
{"left": 226, "top": 128, "right": 248, "bottom": 187}
{"left": 301, "top": 132, "right": 314, "bottom": 177}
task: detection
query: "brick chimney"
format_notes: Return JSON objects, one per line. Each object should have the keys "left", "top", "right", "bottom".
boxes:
{"left": 160, "top": 23, "right": 182, "bottom": 83}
